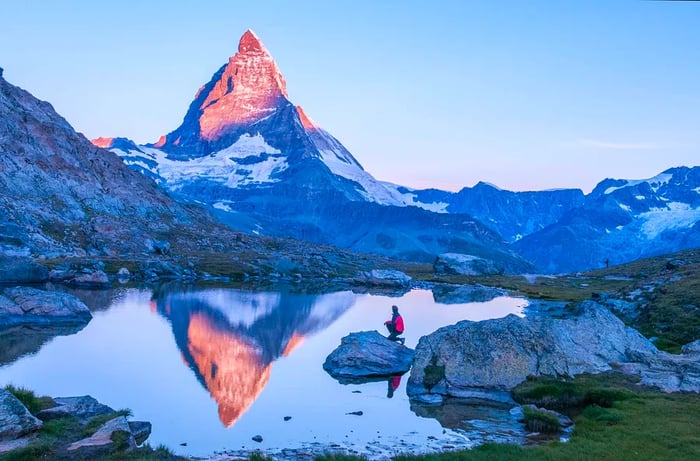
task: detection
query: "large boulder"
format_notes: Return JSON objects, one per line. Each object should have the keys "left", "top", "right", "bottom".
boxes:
{"left": 0, "top": 388, "right": 42, "bottom": 441}
{"left": 353, "top": 269, "right": 412, "bottom": 288}
{"left": 37, "top": 395, "right": 113, "bottom": 423}
{"left": 0, "top": 257, "right": 48, "bottom": 284}
{"left": 323, "top": 331, "right": 415, "bottom": 383}
{"left": 434, "top": 253, "right": 504, "bottom": 276}
{"left": 0, "top": 287, "right": 92, "bottom": 327}
{"left": 408, "top": 301, "right": 658, "bottom": 403}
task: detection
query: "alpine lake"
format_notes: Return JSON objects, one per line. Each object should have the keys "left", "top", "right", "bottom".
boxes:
{"left": 0, "top": 282, "right": 536, "bottom": 459}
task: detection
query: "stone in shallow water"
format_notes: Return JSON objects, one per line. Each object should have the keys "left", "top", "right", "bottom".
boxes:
{"left": 323, "top": 331, "right": 414, "bottom": 383}
{"left": 1, "top": 287, "right": 92, "bottom": 325}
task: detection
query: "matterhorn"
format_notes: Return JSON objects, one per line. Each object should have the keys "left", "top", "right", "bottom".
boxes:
{"left": 95, "top": 30, "right": 531, "bottom": 272}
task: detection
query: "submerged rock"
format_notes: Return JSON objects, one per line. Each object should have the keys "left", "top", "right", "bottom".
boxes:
{"left": 323, "top": 331, "right": 414, "bottom": 383}
{"left": 0, "top": 287, "right": 92, "bottom": 327}
{"left": 431, "top": 284, "right": 507, "bottom": 304}
{"left": 0, "top": 388, "right": 42, "bottom": 441}
{"left": 408, "top": 301, "right": 658, "bottom": 402}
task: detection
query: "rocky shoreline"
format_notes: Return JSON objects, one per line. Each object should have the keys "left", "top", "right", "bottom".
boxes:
{"left": 0, "top": 389, "right": 157, "bottom": 459}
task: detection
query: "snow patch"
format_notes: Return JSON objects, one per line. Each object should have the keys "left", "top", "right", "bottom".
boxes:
{"left": 604, "top": 173, "right": 673, "bottom": 195}
{"left": 111, "top": 133, "right": 288, "bottom": 188}
{"left": 694, "top": 187, "right": 700, "bottom": 194}
{"left": 639, "top": 207, "right": 700, "bottom": 239}
{"left": 635, "top": 195, "right": 645, "bottom": 200}
{"left": 213, "top": 202, "right": 232, "bottom": 212}
{"left": 619, "top": 203, "right": 631, "bottom": 212}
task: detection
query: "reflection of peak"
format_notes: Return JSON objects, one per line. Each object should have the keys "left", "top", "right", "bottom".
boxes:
{"left": 187, "top": 313, "right": 270, "bottom": 427}
{"left": 152, "top": 288, "right": 356, "bottom": 427}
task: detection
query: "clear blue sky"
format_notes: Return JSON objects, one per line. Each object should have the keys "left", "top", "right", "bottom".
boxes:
{"left": 1, "top": 1, "right": 698, "bottom": 192}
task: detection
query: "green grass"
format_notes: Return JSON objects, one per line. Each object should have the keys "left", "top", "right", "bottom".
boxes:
{"left": 39, "top": 416, "right": 82, "bottom": 438}
{"left": 4, "top": 384, "right": 55, "bottom": 415}
{"left": 522, "top": 406, "right": 561, "bottom": 433}
{"left": 1, "top": 444, "right": 53, "bottom": 461}
{"left": 423, "top": 356, "right": 446, "bottom": 391}
{"left": 391, "top": 373, "right": 700, "bottom": 461}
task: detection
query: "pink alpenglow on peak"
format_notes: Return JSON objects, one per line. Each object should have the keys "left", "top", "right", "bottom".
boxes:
{"left": 92, "top": 137, "right": 116, "bottom": 149}
{"left": 198, "top": 29, "right": 288, "bottom": 141}
{"left": 296, "top": 106, "right": 319, "bottom": 131}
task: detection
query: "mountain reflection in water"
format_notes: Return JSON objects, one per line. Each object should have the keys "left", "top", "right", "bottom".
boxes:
{"left": 150, "top": 287, "right": 355, "bottom": 427}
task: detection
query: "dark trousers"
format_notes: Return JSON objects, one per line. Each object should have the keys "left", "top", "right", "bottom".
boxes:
{"left": 385, "top": 323, "right": 401, "bottom": 341}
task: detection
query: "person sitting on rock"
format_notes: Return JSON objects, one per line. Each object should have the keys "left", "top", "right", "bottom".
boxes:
{"left": 384, "top": 305, "right": 405, "bottom": 344}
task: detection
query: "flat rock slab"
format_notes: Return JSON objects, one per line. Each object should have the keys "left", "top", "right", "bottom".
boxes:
{"left": 1, "top": 287, "right": 92, "bottom": 326}
{"left": 37, "top": 395, "right": 114, "bottom": 423}
{"left": 323, "top": 331, "right": 414, "bottom": 383}
{"left": 68, "top": 415, "right": 135, "bottom": 455}
{"left": 0, "top": 388, "right": 42, "bottom": 441}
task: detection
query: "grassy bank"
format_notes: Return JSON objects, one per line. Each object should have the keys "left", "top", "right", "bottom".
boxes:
{"left": 320, "top": 373, "right": 698, "bottom": 461}
{"left": 2, "top": 385, "right": 185, "bottom": 461}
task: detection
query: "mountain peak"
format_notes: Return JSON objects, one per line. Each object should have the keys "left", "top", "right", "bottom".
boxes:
{"left": 156, "top": 29, "right": 290, "bottom": 147}
{"left": 239, "top": 29, "right": 265, "bottom": 53}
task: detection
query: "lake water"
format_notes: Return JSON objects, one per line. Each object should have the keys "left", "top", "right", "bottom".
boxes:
{"left": 0, "top": 284, "right": 529, "bottom": 458}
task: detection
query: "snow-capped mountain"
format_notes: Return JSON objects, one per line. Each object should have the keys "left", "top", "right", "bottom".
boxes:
{"left": 514, "top": 167, "right": 700, "bottom": 273}
{"left": 95, "top": 30, "right": 531, "bottom": 270}
{"left": 406, "top": 182, "right": 586, "bottom": 243}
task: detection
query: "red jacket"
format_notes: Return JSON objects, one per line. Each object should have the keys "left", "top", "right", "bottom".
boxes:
{"left": 394, "top": 314, "right": 404, "bottom": 333}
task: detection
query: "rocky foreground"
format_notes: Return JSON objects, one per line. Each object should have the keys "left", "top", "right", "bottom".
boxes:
{"left": 0, "top": 389, "right": 154, "bottom": 459}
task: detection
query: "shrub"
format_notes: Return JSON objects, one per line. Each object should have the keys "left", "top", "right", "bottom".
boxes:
{"left": 522, "top": 406, "right": 561, "bottom": 433}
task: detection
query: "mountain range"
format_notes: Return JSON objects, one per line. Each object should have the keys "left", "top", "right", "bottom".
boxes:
{"left": 2, "top": 29, "right": 696, "bottom": 275}
{"left": 93, "top": 30, "right": 699, "bottom": 273}
{"left": 94, "top": 30, "right": 530, "bottom": 273}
